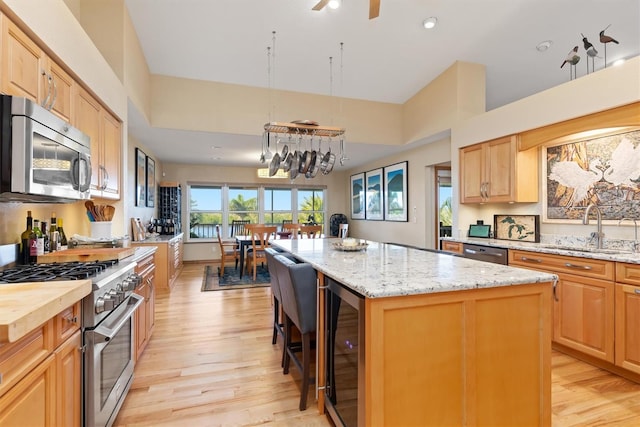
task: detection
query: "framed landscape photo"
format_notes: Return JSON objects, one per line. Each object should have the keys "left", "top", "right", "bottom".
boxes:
{"left": 384, "top": 161, "right": 408, "bottom": 221}
{"left": 350, "top": 173, "right": 365, "bottom": 219}
{"left": 135, "top": 148, "right": 146, "bottom": 207}
{"left": 146, "top": 156, "right": 156, "bottom": 207}
{"left": 365, "top": 168, "right": 384, "bottom": 220}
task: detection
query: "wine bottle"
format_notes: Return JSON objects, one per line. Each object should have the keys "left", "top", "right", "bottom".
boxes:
{"left": 41, "top": 221, "right": 50, "bottom": 253}
{"left": 33, "top": 219, "right": 44, "bottom": 256}
{"left": 20, "top": 210, "right": 34, "bottom": 264}
{"left": 58, "top": 218, "right": 68, "bottom": 250}
{"left": 49, "top": 212, "right": 58, "bottom": 252}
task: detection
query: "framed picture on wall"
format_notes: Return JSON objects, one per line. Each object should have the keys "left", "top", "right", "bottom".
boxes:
{"left": 135, "top": 148, "right": 146, "bottom": 207}
{"left": 384, "top": 161, "right": 408, "bottom": 221}
{"left": 365, "top": 168, "right": 384, "bottom": 220}
{"left": 350, "top": 173, "right": 365, "bottom": 219}
{"left": 146, "top": 156, "right": 155, "bottom": 207}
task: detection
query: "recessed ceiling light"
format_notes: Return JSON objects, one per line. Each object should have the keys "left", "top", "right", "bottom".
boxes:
{"left": 613, "top": 58, "right": 626, "bottom": 66}
{"left": 536, "top": 40, "right": 552, "bottom": 52}
{"left": 328, "top": 0, "right": 340, "bottom": 9}
{"left": 422, "top": 17, "right": 437, "bottom": 29}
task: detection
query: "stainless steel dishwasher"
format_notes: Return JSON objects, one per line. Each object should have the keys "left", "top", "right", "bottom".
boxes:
{"left": 462, "top": 243, "right": 508, "bottom": 265}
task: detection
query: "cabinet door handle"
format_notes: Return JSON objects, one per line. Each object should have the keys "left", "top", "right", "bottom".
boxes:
{"left": 99, "top": 165, "right": 109, "bottom": 190}
{"left": 41, "top": 70, "right": 52, "bottom": 109}
{"left": 520, "top": 256, "right": 542, "bottom": 263}
{"left": 564, "top": 262, "right": 592, "bottom": 270}
{"left": 552, "top": 278, "right": 559, "bottom": 302}
{"left": 49, "top": 77, "right": 58, "bottom": 111}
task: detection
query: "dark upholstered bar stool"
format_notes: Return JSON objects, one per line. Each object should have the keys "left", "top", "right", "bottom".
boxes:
{"left": 273, "top": 254, "right": 317, "bottom": 411}
{"left": 265, "top": 248, "right": 284, "bottom": 345}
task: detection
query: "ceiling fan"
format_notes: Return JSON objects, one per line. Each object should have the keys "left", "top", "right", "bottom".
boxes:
{"left": 312, "top": 0, "right": 380, "bottom": 19}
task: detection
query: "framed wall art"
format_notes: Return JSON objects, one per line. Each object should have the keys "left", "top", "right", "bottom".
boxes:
{"left": 384, "top": 161, "right": 408, "bottom": 221}
{"left": 350, "top": 173, "right": 365, "bottom": 219}
{"left": 494, "top": 214, "right": 540, "bottom": 242}
{"left": 543, "top": 128, "right": 640, "bottom": 223}
{"left": 365, "top": 168, "right": 384, "bottom": 220}
{"left": 146, "top": 156, "right": 156, "bottom": 207}
{"left": 135, "top": 148, "right": 146, "bottom": 207}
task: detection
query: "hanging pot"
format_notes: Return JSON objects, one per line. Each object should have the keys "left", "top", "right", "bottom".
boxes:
{"left": 282, "top": 151, "right": 293, "bottom": 172}
{"left": 269, "top": 151, "right": 281, "bottom": 176}
{"left": 305, "top": 150, "right": 319, "bottom": 178}
{"left": 320, "top": 149, "right": 336, "bottom": 175}
{"left": 299, "top": 149, "right": 312, "bottom": 174}
{"left": 289, "top": 151, "right": 300, "bottom": 179}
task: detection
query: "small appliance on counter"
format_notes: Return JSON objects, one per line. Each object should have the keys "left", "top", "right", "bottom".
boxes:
{"left": 468, "top": 220, "right": 491, "bottom": 238}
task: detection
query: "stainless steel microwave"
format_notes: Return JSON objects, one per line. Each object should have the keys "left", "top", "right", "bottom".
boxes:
{"left": 0, "top": 95, "right": 91, "bottom": 203}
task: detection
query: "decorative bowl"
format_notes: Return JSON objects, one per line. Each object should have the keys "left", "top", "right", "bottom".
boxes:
{"left": 332, "top": 241, "right": 369, "bottom": 252}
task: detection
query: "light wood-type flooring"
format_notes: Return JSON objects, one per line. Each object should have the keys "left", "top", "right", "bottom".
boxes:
{"left": 114, "top": 262, "right": 640, "bottom": 426}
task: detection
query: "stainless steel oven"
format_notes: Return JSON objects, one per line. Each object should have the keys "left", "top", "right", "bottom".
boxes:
{"left": 81, "top": 261, "right": 142, "bottom": 427}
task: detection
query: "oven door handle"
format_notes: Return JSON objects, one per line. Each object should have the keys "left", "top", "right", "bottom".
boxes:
{"left": 92, "top": 294, "right": 143, "bottom": 342}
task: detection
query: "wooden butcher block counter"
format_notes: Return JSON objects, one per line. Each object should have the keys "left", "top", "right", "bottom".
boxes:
{"left": 36, "top": 247, "right": 135, "bottom": 263}
{"left": 0, "top": 280, "right": 91, "bottom": 343}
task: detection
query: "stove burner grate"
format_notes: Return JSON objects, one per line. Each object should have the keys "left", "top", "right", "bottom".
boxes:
{"left": 0, "top": 259, "right": 119, "bottom": 284}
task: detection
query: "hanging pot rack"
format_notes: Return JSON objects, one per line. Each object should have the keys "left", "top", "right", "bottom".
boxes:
{"left": 264, "top": 121, "right": 345, "bottom": 138}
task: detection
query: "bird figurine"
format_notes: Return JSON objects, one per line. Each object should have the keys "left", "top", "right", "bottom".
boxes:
{"left": 581, "top": 34, "right": 598, "bottom": 73}
{"left": 599, "top": 25, "right": 619, "bottom": 44}
{"left": 599, "top": 25, "right": 620, "bottom": 68}
{"left": 561, "top": 46, "right": 580, "bottom": 79}
{"left": 561, "top": 46, "right": 580, "bottom": 68}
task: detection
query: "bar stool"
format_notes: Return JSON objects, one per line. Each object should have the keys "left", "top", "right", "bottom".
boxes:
{"left": 273, "top": 254, "right": 317, "bottom": 411}
{"left": 265, "top": 248, "right": 284, "bottom": 346}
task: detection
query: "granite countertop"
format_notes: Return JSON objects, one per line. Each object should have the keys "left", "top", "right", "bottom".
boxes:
{"left": 270, "top": 238, "right": 557, "bottom": 298}
{"left": 442, "top": 237, "right": 640, "bottom": 264}
{"left": 0, "top": 279, "right": 91, "bottom": 343}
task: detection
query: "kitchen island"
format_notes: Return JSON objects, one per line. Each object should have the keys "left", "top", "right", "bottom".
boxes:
{"left": 271, "top": 238, "right": 557, "bottom": 426}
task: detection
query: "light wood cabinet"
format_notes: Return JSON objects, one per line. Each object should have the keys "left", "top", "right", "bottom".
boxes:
{"left": 510, "top": 250, "right": 616, "bottom": 363}
{"left": 54, "top": 330, "right": 81, "bottom": 427}
{"left": 0, "top": 15, "right": 75, "bottom": 121}
{"left": 134, "top": 252, "right": 156, "bottom": 362}
{"left": 365, "top": 282, "right": 552, "bottom": 425}
{"left": 460, "top": 135, "right": 538, "bottom": 203}
{"left": 132, "top": 234, "right": 183, "bottom": 292}
{"left": 0, "top": 302, "right": 81, "bottom": 427}
{"left": 76, "top": 86, "right": 121, "bottom": 199}
{"left": 615, "top": 263, "right": 640, "bottom": 375}
{"left": 441, "top": 240, "right": 462, "bottom": 254}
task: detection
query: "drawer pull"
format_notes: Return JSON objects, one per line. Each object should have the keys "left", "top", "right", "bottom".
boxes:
{"left": 564, "top": 262, "right": 592, "bottom": 270}
{"left": 521, "top": 256, "right": 542, "bottom": 263}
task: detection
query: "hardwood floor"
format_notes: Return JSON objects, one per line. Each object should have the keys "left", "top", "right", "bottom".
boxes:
{"left": 115, "top": 262, "right": 640, "bottom": 426}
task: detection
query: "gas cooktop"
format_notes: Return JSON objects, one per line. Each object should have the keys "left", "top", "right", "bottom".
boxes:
{"left": 0, "top": 260, "right": 119, "bottom": 284}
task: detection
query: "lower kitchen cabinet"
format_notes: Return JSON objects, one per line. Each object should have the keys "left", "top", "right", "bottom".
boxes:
{"left": 132, "top": 233, "right": 183, "bottom": 291}
{"left": 440, "top": 240, "right": 462, "bottom": 254}
{"left": 134, "top": 252, "right": 156, "bottom": 362}
{"left": 0, "top": 302, "right": 81, "bottom": 427}
{"left": 615, "top": 263, "right": 640, "bottom": 375}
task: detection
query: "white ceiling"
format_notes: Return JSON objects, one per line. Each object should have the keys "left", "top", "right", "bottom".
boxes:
{"left": 124, "top": 0, "right": 640, "bottom": 170}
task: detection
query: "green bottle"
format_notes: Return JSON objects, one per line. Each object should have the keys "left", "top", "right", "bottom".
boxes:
{"left": 20, "top": 210, "right": 34, "bottom": 264}
{"left": 58, "top": 218, "right": 68, "bottom": 250}
{"left": 33, "top": 219, "right": 44, "bottom": 256}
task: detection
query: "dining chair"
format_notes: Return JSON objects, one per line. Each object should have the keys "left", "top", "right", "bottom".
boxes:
{"left": 300, "top": 224, "right": 322, "bottom": 239}
{"left": 281, "top": 222, "right": 301, "bottom": 239}
{"left": 246, "top": 225, "right": 277, "bottom": 281}
{"left": 230, "top": 219, "right": 251, "bottom": 237}
{"left": 338, "top": 223, "right": 349, "bottom": 238}
{"left": 215, "top": 225, "right": 239, "bottom": 276}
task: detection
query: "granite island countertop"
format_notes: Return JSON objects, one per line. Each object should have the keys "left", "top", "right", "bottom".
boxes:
{"left": 271, "top": 238, "right": 557, "bottom": 298}
{"left": 442, "top": 237, "right": 640, "bottom": 264}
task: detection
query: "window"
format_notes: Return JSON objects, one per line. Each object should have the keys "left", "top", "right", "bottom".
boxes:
{"left": 189, "top": 185, "right": 222, "bottom": 239}
{"left": 265, "top": 188, "right": 292, "bottom": 226}
{"left": 298, "top": 189, "right": 324, "bottom": 230}
{"left": 187, "top": 184, "right": 326, "bottom": 241}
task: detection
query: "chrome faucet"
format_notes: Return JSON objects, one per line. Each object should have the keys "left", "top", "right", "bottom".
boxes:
{"left": 583, "top": 204, "right": 604, "bottom": 249}
{"left": 618, "top": 217, "right": 639, "bottom": 253}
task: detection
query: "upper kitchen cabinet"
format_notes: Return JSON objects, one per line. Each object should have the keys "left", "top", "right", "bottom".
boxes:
{"left": 1, "top": 15, "right": 75, "bottom": 122}
{"left": 460, "top": 135, "right": 538, "bottom": 203}
{"left": 76, "top": 86, "right": 121, "bottom": 200}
